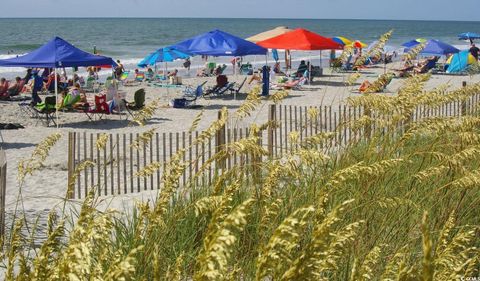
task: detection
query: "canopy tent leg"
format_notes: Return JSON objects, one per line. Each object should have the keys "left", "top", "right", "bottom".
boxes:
{"left": 54, "top": 68, "right": 59, "bottom": 128}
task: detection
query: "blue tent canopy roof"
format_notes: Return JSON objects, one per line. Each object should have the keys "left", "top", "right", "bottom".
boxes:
{"left": 402, "top": 39, "right": 459, "bottom": 56}
{"left": 138, "top": 47, "right": 190, "bottom": 67}
{"left": 421, "top": 40, "right": 459, "bottom": 55}
{"left": 0, "top": 37, "right": 116, "bottom": 68}
{"left": 171, "top": 29, "right": 267, "bottom": 57}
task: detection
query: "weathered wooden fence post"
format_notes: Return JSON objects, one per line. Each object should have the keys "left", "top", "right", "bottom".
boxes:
{"left": 67, "top": 132, "right": 75, "bottom": 199}
{"left": 267, "top": 104, "right": 276, "bottom": 157}
{"left": 215, "top": 110, "right": 226, "bottom": 170}
{"left": 0, "top": 149, "right": 6, "bottom": 241}
{"left": 461, "top": 81, "right": 468, "bottom": 116}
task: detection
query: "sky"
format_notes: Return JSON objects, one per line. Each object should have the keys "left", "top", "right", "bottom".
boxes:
{"left": 2, "top": 0, "right": 478, "bottom": 21}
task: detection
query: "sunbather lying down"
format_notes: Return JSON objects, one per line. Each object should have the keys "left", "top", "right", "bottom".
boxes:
{"left": 358, "top": 73, "right": 394, "bottom": 94}
{"left": 413, "top": 56, "right": 439, "bottom": 74}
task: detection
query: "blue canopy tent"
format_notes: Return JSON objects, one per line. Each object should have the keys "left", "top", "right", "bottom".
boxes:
{"left": 458, "top": 32, "right": 480, "bottom": 43}
{"left": 0, "top": 36, "right": 116, "bottom": 127}
{"left": 171, "top": 29, "right": 267, "bottom": 57}
{"left": 171, "top": 29, "right": 268, "bottom": 94}
{"left": 403, "top": 39, "right": 459, "bottom": 56}
{"left": 0, "top": 36, "right": 115, "bottom": 68}
{"left": 421, "top": 40, "right": 459, "bottom": 56}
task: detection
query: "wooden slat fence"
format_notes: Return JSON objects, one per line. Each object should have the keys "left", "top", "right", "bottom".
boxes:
{"left": 0, "top": 149, "right": 6, "bottom": 239}
{"left": 68, "top": 91, "right": 480, "bottom": 199}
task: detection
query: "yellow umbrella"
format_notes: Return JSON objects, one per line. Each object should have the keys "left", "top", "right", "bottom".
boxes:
{"left": 246, "top": 26, "right": 294, "bottom": 43}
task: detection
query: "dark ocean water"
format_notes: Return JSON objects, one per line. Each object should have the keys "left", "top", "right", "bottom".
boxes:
{"left": 0, "top": 18, "right": 476, "bottom": 76}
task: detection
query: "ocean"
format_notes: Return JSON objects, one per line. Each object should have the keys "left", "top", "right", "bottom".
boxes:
{"left": 0, "top": 18, "right": 477, "bottom": 78}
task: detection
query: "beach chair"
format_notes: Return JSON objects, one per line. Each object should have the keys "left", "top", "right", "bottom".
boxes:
{"left": 58, "top": 93, "right": 81, "bottom": 111}
{"left": 229, "top": 77, "right": 247, "bottom": 96}
{"left": 182, "top": 81, "right": 208, "bottom": 97}
{"left": 414, "top": 57, "right": 439, "bottom": 74}
{"left": 240, "top": 63, "right": 253, "bottom": 75}
{"left": 145, "top": 72, "right": 154, "bottom": 81}
{"left": 85, "top": 94, "right": 110, "bottom": 120}
{"left": 124, "top": 89, "right": 146, "bottom": 111}
{"left": 135, "top": 72, "right": 145, "bottom": 82}
{"left": 170, "top": 82, "right": 205, "bottom": 108}
{"left": 273, "top": 77, "right": 306, "bottom": 90}
{"left": 34, "top": 96, "right": 57, "bottom": 127}
{"left": 83, "top": 77, "right": 98, "bottom": 92}
{"left": 204, "top": 75, "right": 228, "bottom": 95}
{"left": 119, "top": 71, "right": 130, "bottom": 83}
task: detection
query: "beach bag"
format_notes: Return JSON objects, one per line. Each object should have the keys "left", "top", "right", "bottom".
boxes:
{"left": 171, "top": 98, "right": 187, "bottom": 108}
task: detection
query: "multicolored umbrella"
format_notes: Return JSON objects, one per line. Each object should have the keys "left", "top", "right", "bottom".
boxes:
{"left": 138, "top": 47, "right": 190, "bottom": 67}
{"left": 332, "top": 36, "right": 352, "bottom": 46}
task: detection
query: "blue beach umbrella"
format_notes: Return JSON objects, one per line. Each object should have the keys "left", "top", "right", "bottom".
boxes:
{"left": 138, "top": 47, "right": 190, "bottom": 67}
{"left": 458, "top": 32, "right": 480, "bottom": 43}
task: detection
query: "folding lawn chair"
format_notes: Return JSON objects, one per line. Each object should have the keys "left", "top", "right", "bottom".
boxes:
{"left": 34, "top": 96, "right": 57, "bottom": 127}
{"left": 170, "top": 82, "right": 205, "bottom": 109}
{"left": 84, "top": 94, "right": 110, "bottom": 120}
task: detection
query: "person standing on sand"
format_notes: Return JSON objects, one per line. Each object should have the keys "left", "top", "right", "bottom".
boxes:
{"left": 114, "top": 60, "right": 124, "bottom": 79}
{"left": 31, "top": 71, "right": 43, "bottom": 106}
{"left": 469, "top": 44, "right": 480, "bottom": 61}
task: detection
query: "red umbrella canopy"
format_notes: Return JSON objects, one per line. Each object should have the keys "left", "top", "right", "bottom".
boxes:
{"left": 256, "top": 28, "right": 343, "bottom": 51}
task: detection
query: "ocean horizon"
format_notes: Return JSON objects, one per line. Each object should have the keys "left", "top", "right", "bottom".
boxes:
{"left": 0, "top": 17, "right": 476, "bottom": 78}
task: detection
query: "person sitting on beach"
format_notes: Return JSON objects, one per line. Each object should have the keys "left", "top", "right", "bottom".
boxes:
{"left": 87, "top": 66, "right": 99, "bottom": 80}
{"left": 197, "top": 63, "right": 210, "bottom": 77}
{"left": 146, "top": 68, "right": 155, "bottom": 80}
{"left": 296, "top": 60, "right": 308, "bottom": 77}
{"left": 41, "top": 68, "right": 51, "bottom": 82}
{"left": 183, "top": 58, "right": 191, "bottom": 72}
{"left": 168, "top": 69, "right": 178, "bottom": 77}
{"left": 214, "top": 64, "right": 226, "bottom": 76}
{"left": 45, "top": 72, "right": 61, "bottom": 92}
{"left": 413, "top": 56, "right": 439, "bottom": 74}
{"left": 273, "top": 62, "right": 285, "bottom": 76}
{"left": 394, "top": 58, "right": 415, "bottom": 77}
{"left": 71, "top": 83, "right": 88, "bottom": 109}
{"left": 7, "top": 77, "right": 24, "bottom": 96}
{"left": 0, "top": 77, "right": 9, "bottom": 99}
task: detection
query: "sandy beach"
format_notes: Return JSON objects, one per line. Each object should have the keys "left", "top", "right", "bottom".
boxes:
{"left": 1, "top": 64, "right": 479, "bottom": 240}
